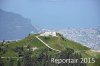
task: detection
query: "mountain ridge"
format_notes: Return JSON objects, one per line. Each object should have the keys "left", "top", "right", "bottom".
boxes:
{"left": 0, "top": 9, "right": 37, "bottom": 40}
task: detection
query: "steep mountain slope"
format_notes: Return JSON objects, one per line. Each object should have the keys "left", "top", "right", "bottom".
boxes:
{"left": 0, "top": 9, "right": 37, "bottom": 40}
{"left": 0, "top": 33, "right": 100, "bottom": 66}
{"left": 39, "top": 34, "right": 89, "bottom": 51}
{"left": 0, "top": 33, "right": 90, "bottom": 57}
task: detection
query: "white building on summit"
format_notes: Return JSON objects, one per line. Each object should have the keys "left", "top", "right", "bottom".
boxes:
{"left": 40, "top": 32, "right": 57, "bottom": 36}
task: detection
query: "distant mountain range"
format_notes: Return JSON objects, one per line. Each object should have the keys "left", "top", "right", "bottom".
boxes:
{"left": 0, "top": 9, "right": 100, "bottom": 51}
{"left": 0, "top": 9, "right": 37, "bottom": 40}
{"left": 57, "top": 28, "right": 100, "bottom": 50}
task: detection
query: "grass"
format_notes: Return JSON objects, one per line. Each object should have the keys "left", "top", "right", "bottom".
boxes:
{"left": 0, "top": 33, "right": 100, "bottom": 66}
{"left": 39, "top": 35, "right": 89, "bottom": 51}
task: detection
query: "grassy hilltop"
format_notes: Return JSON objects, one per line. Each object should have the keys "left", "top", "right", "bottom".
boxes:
{"left": 0, "top": 33, "right": 100, "bottom": 66}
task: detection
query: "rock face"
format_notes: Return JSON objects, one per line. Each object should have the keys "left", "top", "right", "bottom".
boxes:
{"left": 0, "top": 9, "right": 37, "bottom": 40}
{"left": 57, "top": 28, "right": 100, "bottom": 50}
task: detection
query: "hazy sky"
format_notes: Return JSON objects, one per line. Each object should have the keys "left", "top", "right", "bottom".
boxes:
{"left": 0, "top": 0, "right": 100, "bottom": 29}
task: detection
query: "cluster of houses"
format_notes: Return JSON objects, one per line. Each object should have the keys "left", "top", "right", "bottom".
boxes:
{"left": 40, "top": 31, "right": 57, "bottom": 37}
